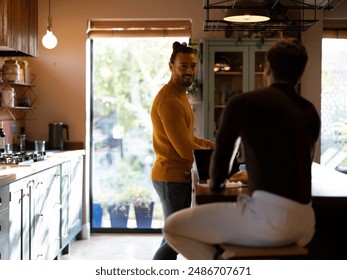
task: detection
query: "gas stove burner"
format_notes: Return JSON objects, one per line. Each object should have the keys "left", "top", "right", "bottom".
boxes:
{"left": 0, "top": 151, "right": 46, "bottom": 165}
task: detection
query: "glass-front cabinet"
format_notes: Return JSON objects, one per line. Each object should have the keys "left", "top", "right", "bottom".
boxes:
{"left": 202, "top": 38, "right": 275, "bottom": 140}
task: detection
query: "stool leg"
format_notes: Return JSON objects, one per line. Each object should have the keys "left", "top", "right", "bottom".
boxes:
{"left": 213, "top": 245, "right": 225, "bottom": 260}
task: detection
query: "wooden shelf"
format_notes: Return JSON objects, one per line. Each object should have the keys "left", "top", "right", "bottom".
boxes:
{"left": 215, "top": 71, "right": 242, "bottom": 75}
{"left": 215, "top": 105, "right": 226, "bottom": 109}
{"left": 0, "top": 106, "right": 31, "bottom": 110}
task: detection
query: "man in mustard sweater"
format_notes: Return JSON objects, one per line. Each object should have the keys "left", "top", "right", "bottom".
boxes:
{"left": 151, "top": 42, "right": 214, "bottom": 259}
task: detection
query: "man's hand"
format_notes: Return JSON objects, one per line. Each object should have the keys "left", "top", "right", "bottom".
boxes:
{"left": 208, "top": 179, "right": 226, "bottom": 191}
{"left": 228, "top": 171, "right": 248, "bottom": 184}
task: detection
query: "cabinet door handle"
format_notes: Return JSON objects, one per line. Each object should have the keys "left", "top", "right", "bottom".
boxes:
{"left": 20, "top": 193, "right": 30, "bottom": 203}
{"left": 37, "top": 213, "right": 44, "bottom": 217}
{"left": 27, "top": 179, "right": 35, "bottom": 187}
{"left": 0, "top": 196, "right": 2, "bottom": 205}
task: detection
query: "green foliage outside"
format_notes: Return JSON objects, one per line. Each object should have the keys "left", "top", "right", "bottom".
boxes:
{"left": 92, "top": 37, "right": 188, "bottom": 224}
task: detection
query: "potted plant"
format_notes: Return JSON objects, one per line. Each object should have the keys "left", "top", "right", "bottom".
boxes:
{"left": 107, "top": 193, "right": 131, "bottom": 228}
{"left": 92, "top": 191, "right": 107, "bottom": 228}
{"left": 126, "top": 186, "right": 154, "bottom": 228}
{"left": 92, "top": 202, "right": 103, "bottom": 228}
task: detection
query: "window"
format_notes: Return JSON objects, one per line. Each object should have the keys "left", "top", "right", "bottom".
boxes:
{"left": 321, "top": 20, "right": 347, "bottom": 172}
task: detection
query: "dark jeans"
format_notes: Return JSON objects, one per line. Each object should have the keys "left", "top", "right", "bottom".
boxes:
{"left": 152, "top": 180, "right": 192, "bottom": 260}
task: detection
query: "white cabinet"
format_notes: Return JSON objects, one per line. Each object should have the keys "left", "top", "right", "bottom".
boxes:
{"left": 202, "top": 38, "right": 275, "bottom": 140}
{"left": 0, "top": 185, "right": 9, "bottom": 260}
{"left": 30, "top": 166, "right": 61, "bottom": 260}
{"left": 69, "top": 157, "right": 83, "bottom": 237}
{"left": 9, "top": 178, "right": 31, "bottom": 260}
{"left": 9, "top": 167, "right": 61, "bottom": 260}
{"left": 61, "top": 156, "right": 83, "bottom": 254}
{"left": 3, "top": 152, "right": 84, "bottom": 260}
{"left": 60, "top": 162, "right": 69, "bottom": 249}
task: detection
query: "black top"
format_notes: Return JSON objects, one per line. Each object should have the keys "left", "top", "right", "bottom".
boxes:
{"left": 209, "top": 83, "right": 321, "bottom": 204}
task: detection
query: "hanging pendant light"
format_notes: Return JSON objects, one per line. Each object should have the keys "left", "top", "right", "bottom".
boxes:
{"left": 224, "top": 13, "right": 270, "bottom": 23}
{"left": 223, "top": 0, "right": 270, "bottom": 23}
{"left": 42, "top": 0, "right": 58, "bottom": 49}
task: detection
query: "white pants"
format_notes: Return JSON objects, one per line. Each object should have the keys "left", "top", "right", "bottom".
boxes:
{"left": 163, "top": 190, "right": 315, "bottom": 260}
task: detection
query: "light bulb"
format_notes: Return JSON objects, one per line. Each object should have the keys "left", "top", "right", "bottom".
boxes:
{"left": 42, "top": 30, "right": 58, "bottom": 49}
{"left": 244, "top": 15, "right": 251, "bottom": 21}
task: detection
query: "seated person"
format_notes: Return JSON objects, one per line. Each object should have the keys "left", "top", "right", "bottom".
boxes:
{"left": 162, "top": 38, "right": 321, "bottom": 260}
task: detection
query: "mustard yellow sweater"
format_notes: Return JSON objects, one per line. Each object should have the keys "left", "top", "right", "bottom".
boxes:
{"left": 150, "top": 82, "right": 212, "bottom": 183}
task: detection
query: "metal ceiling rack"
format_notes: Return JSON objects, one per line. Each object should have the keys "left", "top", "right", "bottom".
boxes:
{"left": 203, "top": 0, "right": 345, "bottom": 32}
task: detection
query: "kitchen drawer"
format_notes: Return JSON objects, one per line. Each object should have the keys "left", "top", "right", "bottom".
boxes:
{"left": 0, "top": 186, "right": 9, "bottom": 213}
{"left": 0, "top": 209, "right": 9, "bottom": 260}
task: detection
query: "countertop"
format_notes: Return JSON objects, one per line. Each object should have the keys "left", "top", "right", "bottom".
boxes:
{"left": 0, "top": 149, "right": 85, "bottom": 186}
{"left": 193, "top": 162, "right": 347, "bottom": 205}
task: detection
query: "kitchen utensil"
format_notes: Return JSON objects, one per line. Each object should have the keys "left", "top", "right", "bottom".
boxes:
{"left": 35, "top": 140, "right": 45, "bottom": 153}
{"left": 48, "top": 122, "right": 69, "bottom": 150}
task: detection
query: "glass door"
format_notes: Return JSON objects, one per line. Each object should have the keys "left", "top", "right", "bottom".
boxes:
{"left": 90, "top": 37, "right": 188, "bottom": 232}
{"left": 321, "top": 38, "right": 347, "bottom": 171}
{"left": 213, "top": 50, "right": 244, "bottom": 137}
{"left": 249, "top": 46, "right": 269, "bottom": 91}
{"left": 203, "top": 44, "right": 248, "bottom": 140}
{"left": 202, "top": 39, "right": 272, "bottom": 165}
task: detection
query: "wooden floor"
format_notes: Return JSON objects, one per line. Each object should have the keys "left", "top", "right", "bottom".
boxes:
{"left": 59, "top": 233, "right": 185, "bottom": 260}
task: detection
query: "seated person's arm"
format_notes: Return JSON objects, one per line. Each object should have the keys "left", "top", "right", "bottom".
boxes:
{"left": 228, "top": 171, "right": 248, "bottom": 184}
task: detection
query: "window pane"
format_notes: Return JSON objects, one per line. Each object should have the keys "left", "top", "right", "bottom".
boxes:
{"left": 321, "top": 38, "right": 347, "bottom": 171}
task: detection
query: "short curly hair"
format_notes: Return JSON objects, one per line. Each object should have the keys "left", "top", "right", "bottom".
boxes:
{"left": 266, "top": 38, "right": 308, "bottom": 86}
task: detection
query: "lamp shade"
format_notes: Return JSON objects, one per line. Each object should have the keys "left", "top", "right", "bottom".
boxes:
{"left": 223, "top": 0, "right": 270, "bottom": 23}
{"left": 42, "top": 30, "right": 58, "bottom": 49}
{"left": 224, "top": 14, "right": 270, "bottom": 23}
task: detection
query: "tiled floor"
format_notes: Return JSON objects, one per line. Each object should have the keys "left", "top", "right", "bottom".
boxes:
{"left": 60, "top": 233, "right": 180, "bottom": 260}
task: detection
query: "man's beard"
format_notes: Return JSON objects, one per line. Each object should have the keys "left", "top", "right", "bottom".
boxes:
{"left": 181, "top": 75, "right": 193, "bottom": 87}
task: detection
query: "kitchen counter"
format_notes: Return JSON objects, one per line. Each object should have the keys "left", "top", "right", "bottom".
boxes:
{"left": 0, "top": 150, "right": 85, "bottom": 186}
{"left": 0, "top": 150, "right": 85, "bottom": 260}
{"left": 194, "top": 162, "right": 347, "bottom": 202}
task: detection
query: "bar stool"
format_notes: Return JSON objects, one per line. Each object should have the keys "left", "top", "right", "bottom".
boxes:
{"left": 214, "top": 244, "right": 309, "bottom": 260}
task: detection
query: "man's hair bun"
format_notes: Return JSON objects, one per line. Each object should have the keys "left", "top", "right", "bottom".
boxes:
{"left": 172, "top": 41, "right": 187, "bottom": 51}
{"left": 169, "top": 41, "right": 195, "bottom": 64}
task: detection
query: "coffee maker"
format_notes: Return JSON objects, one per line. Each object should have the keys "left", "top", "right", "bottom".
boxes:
{"left": 48, "top": 122, "right": 69, "bottom": 150}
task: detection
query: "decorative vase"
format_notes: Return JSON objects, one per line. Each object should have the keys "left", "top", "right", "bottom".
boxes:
{"left": 134, "top": 201, "right": 154, "bottom": 228}
{"left": 92, "top": 203, "right": 103, "bottom": 228}
{"left": 108, "top": 204, "right": 130, "bottom": 228}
